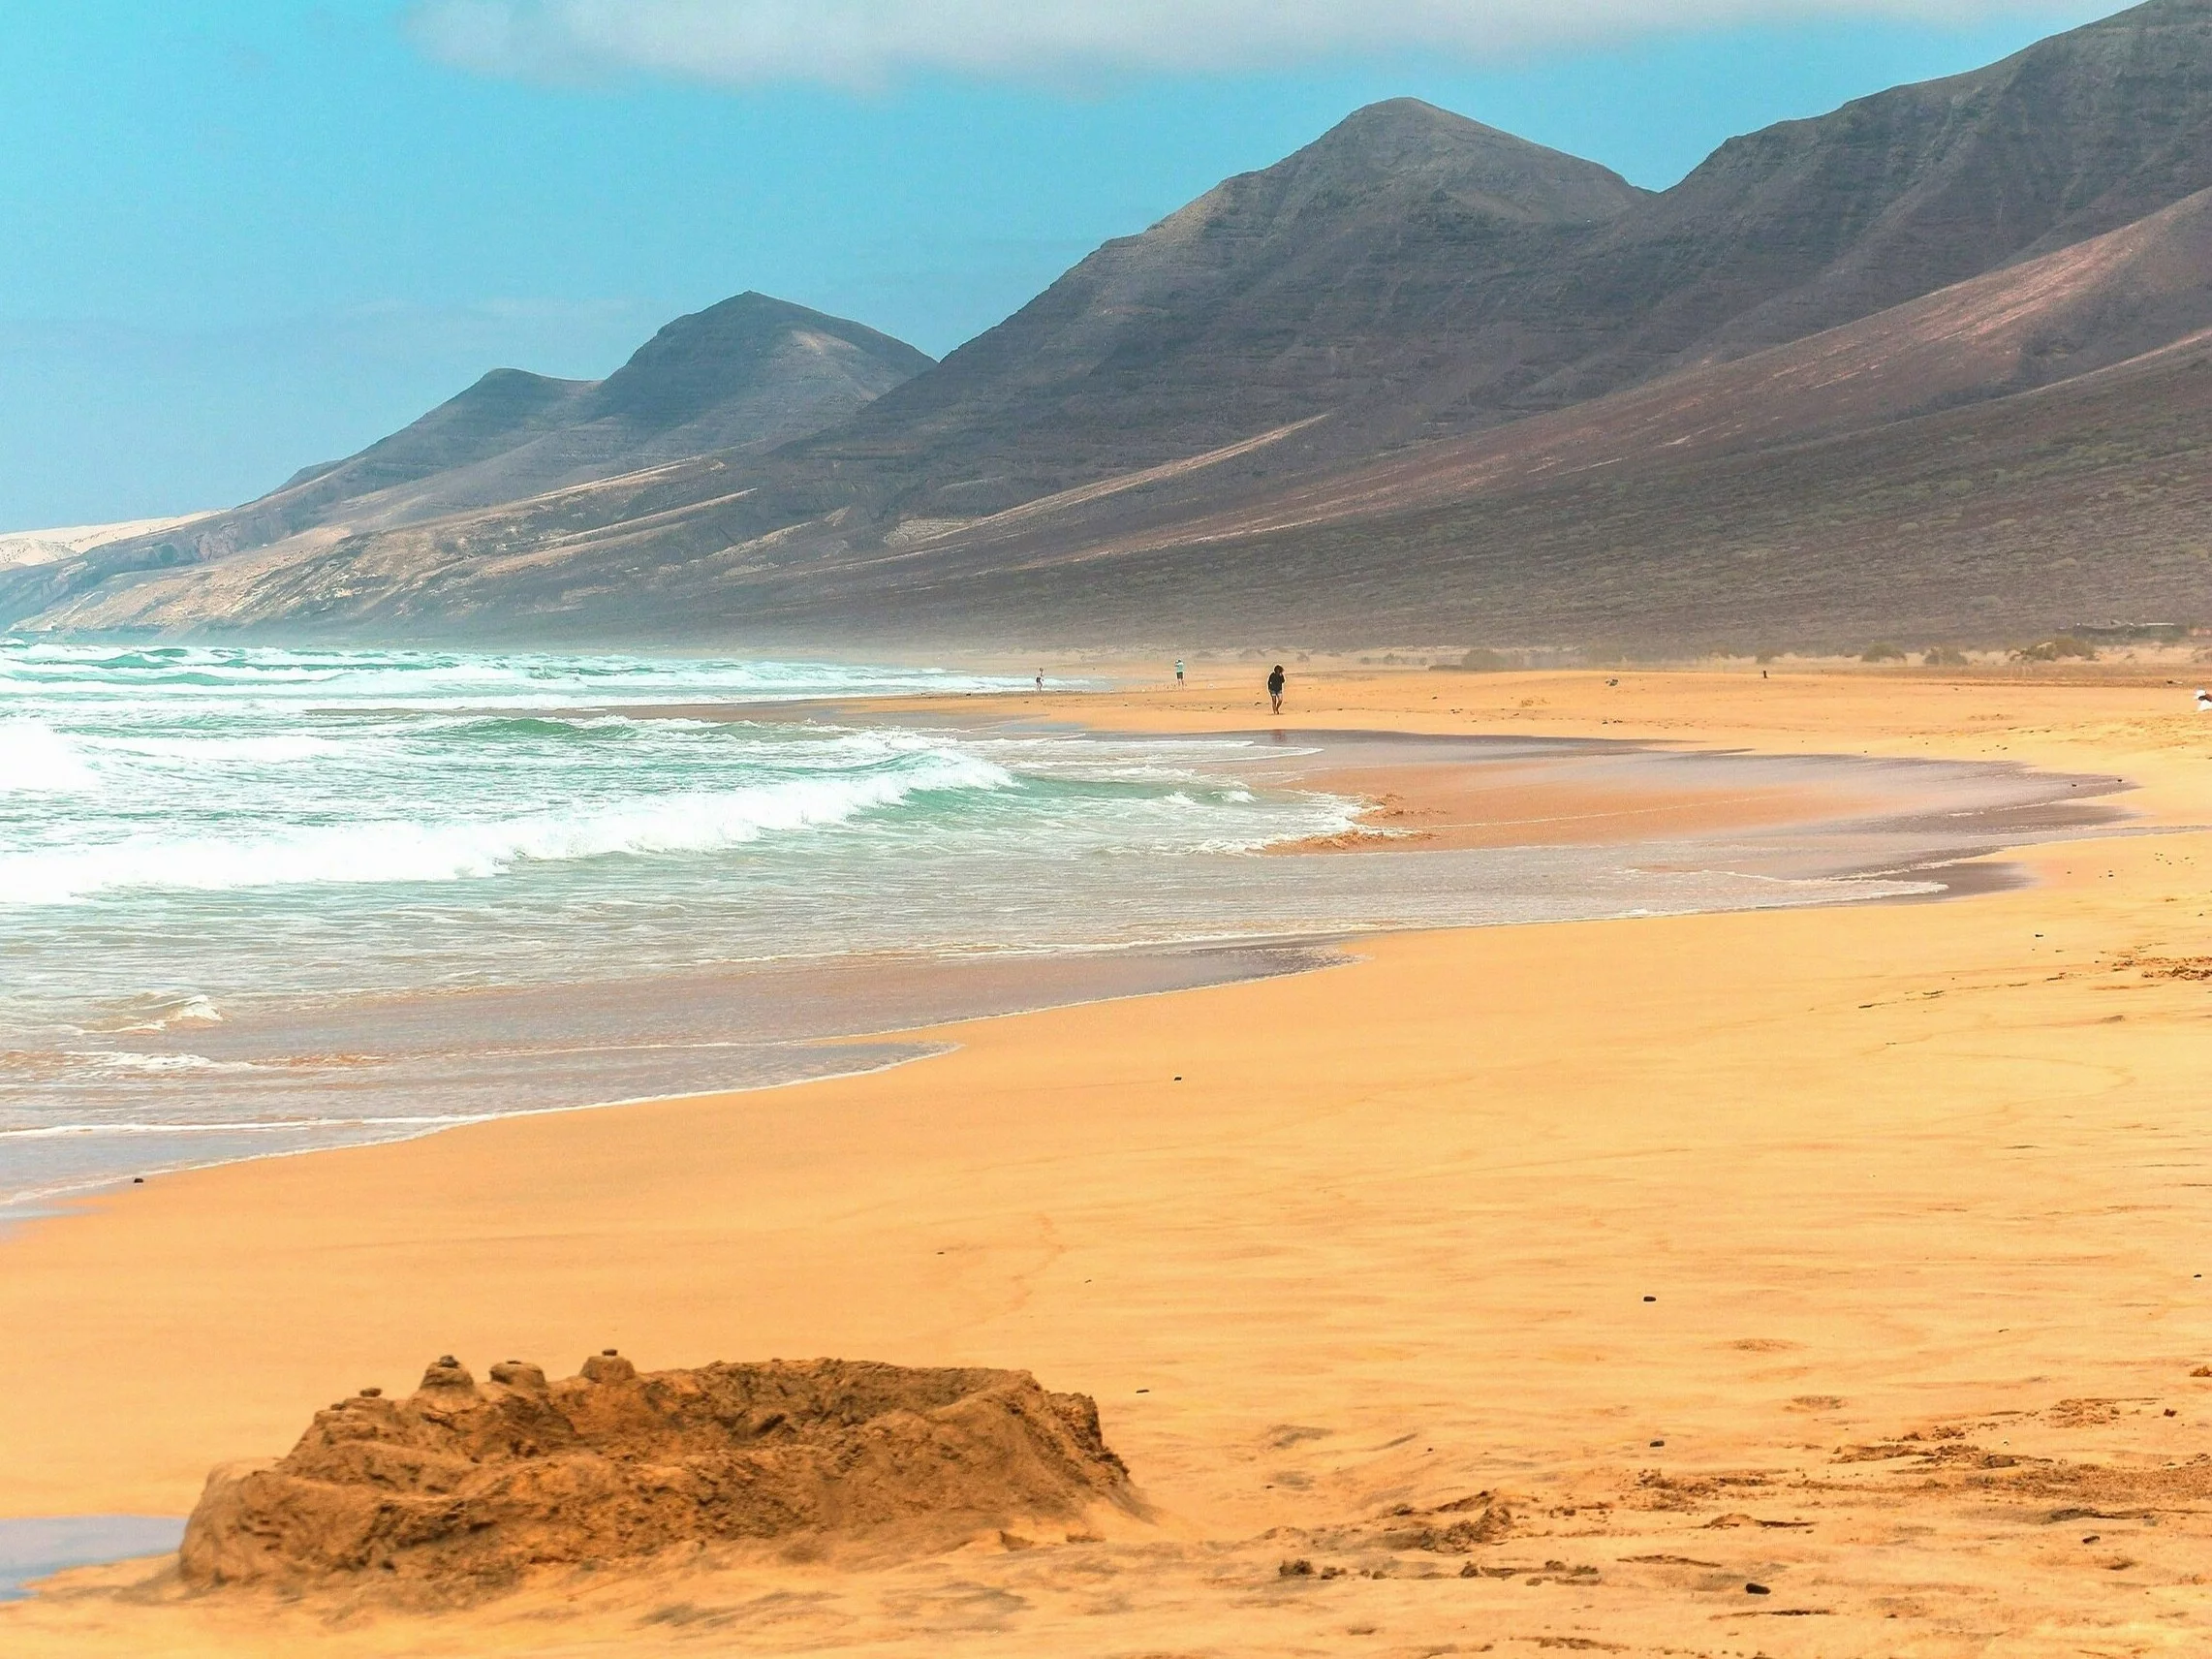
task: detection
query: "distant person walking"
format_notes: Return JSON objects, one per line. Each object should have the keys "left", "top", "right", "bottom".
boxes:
{"left": 1035, "top": 670, "right": 1044, "bottom": 692}
{"left": 1174, "top": 658, "right": 1185, "bottom": 684}
{"left": 1267, "top": 663, "right": 1286, "bottom": 715}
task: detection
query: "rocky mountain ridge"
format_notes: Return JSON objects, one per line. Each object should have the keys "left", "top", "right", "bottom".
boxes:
{"left": 11, "top": 0, "right": 2212, "bottom": 645}
{"left": 8, "top": 293, "right": 930, "bottom": 619}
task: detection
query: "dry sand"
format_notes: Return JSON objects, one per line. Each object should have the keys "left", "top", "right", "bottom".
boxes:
{"left": 7, "top": 666, "right": 2212, "bottom": 1656}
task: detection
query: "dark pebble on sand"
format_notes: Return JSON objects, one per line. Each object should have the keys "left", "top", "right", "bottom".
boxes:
{"left": 1745, "top": 1582, "right": 1770, "bottom": 1595}
{"left": 1642, "top": 1295, "right": 1656, "bottom": 1302}
{"left": 1649, "top": 1439, "right": 1665, "bottom": 1448}
{"left": 132, "top": 1176, "right": 144, "bottom": 1184}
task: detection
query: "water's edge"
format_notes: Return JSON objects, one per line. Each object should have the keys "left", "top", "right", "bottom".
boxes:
{"left": 3, "top": 705, "right": 2134, "bottom": 1233}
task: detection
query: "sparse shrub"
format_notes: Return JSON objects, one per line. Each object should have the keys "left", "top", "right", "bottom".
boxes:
{"left": 1860, "top": 642, "right": 1907, "bottom": 663}
{"left": 1923, "top": 644, "right": 1969, "bottom": 667}
{"left": 2014, "top": 636, "right": 2099, "bottom": 662}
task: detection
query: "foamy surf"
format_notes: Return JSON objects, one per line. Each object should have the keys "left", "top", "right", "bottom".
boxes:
{"left": 0, "top": 642, "right": 2072, "bottom": 1219}
{"left": 0, "top": 644, "right": 1386, "bottom": 1210}
{"left": 0, "top": 719, "right": 99, "bottom": 795}
{"left": 0, "top": 750, "right": 1017, "bottom": 906}
{"left": 66, "top": 1052, "right": 264, "bottom": 1076}
{"left": 117, "top": 995, "right": 223, "bottom": 1033}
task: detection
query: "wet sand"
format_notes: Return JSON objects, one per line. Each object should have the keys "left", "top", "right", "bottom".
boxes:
{"left": 10, "top": 720, "right": 2071, "bottom": 1220}
{"left": 1282, "top": 755, "right": 1877, "bottom": 849}
{"left": 5, "top": 666, "right": 2211, "bottom": 1656}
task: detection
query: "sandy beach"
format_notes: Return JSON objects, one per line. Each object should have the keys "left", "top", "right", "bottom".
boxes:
{"left": 6, "top": 664, "right": 2212, "bottom": 1656}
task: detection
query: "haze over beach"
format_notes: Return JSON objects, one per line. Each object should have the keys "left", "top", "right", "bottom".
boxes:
{"left": 7, "top": 3, "right": 2212, "bottom": 1654}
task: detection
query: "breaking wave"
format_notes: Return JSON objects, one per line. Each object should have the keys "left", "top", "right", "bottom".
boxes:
{"left": 0, "top": 719, "right": 100, "bottom": 796}
{"left": 0, "top": 751, "right": 1015, "bottom": 906}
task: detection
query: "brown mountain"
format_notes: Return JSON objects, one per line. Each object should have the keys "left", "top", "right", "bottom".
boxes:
{"left": 727, "top": 192, "right": 2212, "bottom": 649}
{"left": 268, "top": 291, "right": 932, "bottom": 533}
{"left": 778, "top": 0, "right": 2212, "bottom": 532}
{"left": 38, "top": 240, "right": 2212, "bottom": 649}
{"left": 13, "top": 0, "right": 2212, "bottom": 644}
{"left": 781, "top": 98, "right": 1649, "bottom": 517}
{"left": 3, "top": 293, "right": 930, "bottom": 618}
{"left": 886, "top": 178, "right": 2212, "bottom": 572}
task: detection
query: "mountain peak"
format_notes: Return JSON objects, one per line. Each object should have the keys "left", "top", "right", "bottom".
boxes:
{"left": 592, "top": 294, "right": 934, "bottom": 432}
{"left": 1206, "top": 96, "right": 1646, "bottom": 231}
{"left": 1316, "top": 96, "right": 1481, "bottom": 147}
{"left": 45, "top": 291, "right": 935, "bottom": 578}
{"left": 1311, "top": 97, "right": 1541, "bottom": 157}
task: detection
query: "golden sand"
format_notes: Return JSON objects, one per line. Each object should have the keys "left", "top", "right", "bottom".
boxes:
{"left": 7, "top": 666, "right": 2212, "bottom": 1655}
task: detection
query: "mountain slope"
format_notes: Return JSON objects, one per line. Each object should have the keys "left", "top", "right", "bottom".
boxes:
{"left": 16, "top": 1, "right": 2212, "bottom": 642}
{"left": 742, "top": 0, "right": 2212, "bottom": 534}
{"left": 35, "top": 171, "right": 2212, "bottom": 646}
{"left": 285, "top": 290, "right": 931, "bottom": 533}
{"left": 1537, "top": 0, "right": 2212, "bottom": 403}
{"left": 41, "top": 330, "right": 2212, "bottom": 650}
{"left": 58, "top": 294, "right": 932, "bottom": 582}
{"left": 770, "top": 98, "right": 1651, "bottom": 516}
{"left": 883, "top": 177, "right": 2212, "bottom": 571}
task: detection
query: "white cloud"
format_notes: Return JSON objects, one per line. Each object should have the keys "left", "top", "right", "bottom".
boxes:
{"left": 406, "top": 0, "right": 2085, "bottom": 89}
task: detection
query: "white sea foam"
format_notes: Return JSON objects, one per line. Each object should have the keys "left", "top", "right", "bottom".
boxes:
{"left": 0, "top": 750, "right": 1016, "bottom": 906}
{"left": 69, "top": 1051, "right": 262, "bottom": 1075}
{"left": 84, "top": 733, "right": 342, "bottom": 763}
{"left": 0, "top": 719, "right": 99, "bottom": 795}
{"left": 122, "top": 995, "right": 223, "bottom": 1032}
{"left": 0, "top": 643, "right": 1020, "bottom": 711}
{"left": 0, "top": 643, "right": 1389, "bottom": 1212}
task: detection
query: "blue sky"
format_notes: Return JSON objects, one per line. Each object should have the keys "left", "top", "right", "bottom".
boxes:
{"left": 0, "top": 0, "right": 2121, "bottom": 528}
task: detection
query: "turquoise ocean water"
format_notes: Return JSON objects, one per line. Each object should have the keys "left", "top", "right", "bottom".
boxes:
{"left": 1, "top": 643, "right": 1380, "bottom": 1210}
{"left": 1, "top": 642, "right": 2101, "bottom": 1216}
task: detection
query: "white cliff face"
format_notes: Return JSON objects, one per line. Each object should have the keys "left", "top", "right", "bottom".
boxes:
{"left": 0, "top": 537, "right": 76, "bottom": 572}
{"left": 0, "top": 513, "right": 211, "bottom": 570}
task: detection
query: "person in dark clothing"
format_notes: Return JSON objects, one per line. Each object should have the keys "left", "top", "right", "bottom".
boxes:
{"left": 1267, "top": 663, "right": 1286, "bottom": 714}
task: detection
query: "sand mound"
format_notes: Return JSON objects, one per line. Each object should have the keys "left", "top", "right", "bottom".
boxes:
{"left": 179, "top": 1353, "right": 1129, "bottom": 1590}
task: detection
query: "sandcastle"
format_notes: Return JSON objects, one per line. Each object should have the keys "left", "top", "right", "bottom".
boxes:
{"left": 180, "top": 1353, "right": 1129, "bottom": 1588}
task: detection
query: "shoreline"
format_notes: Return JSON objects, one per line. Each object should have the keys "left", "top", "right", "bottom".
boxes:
{"left": 0, "top": 938, "right": 1348, "bottom": 1228}
{"left": 0, "top": 705, "right": 2115, "bottom": 1226}
{"left": 7, "top": 666, "right": 2212, "bottom": 1654}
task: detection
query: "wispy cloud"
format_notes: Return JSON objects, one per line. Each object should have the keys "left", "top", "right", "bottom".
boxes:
{"left": 406, "top": 0, "right": 2089, "bottom": 89}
